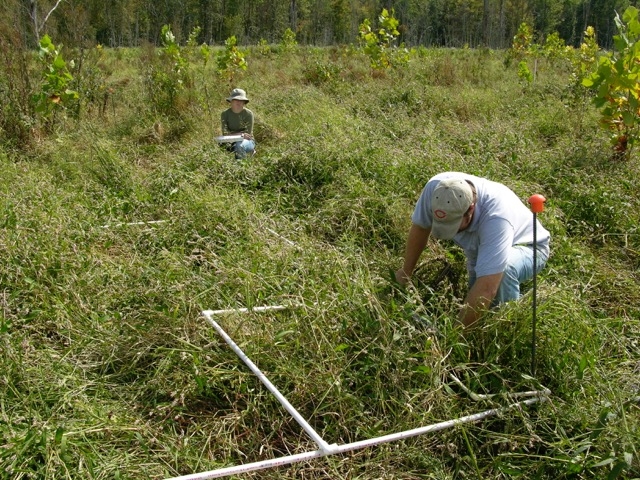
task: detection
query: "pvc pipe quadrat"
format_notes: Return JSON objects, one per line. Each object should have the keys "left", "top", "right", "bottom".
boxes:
{"left": 166, "top": 395, "right": 547, "bottom": 480}
{"left": 264, "top": 227, "right": 297, "bottom": 247}
{"left": 448, "top": 373, "right": 551, "bottom": 401}
{"left": 100, "top": 220, "right": 167, "bottom": 228}
{"left": 201, "top": 306, "right": 334, "bottom": 453}
{"left": 167, "top": 308, "right": 550, "bottom": 480}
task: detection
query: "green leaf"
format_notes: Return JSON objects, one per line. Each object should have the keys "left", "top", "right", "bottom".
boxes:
{"left": 413, "top": 365, "right": 431, "bottom": 374}
{"left": 565, "top": 462, "right": 583, "bottom": 474}
{"left": 606, "top": 460, "right": 627, "bottom": 480}
{"left": 274, "top": 329, "right": 295, "bottom": 340}
{"left": 577, "top": 354, "right": 588, "bottom": 379}
{"left": 39, "top": 34, "right": 53, "bottom": 49}
{"left": 590, "top": 406, "right": 610, "bottom": 440}
{"left": 622, "top": 111, "right": 635, "bottom": 126}
{"left": 498, "top": 464, "right": 523, "bottom": 475}
{"left": 623, "top": 6, "right": 639, "bottom": 25}
{"left": 613, "top": 36, "right": 628, "bottom": 51}
{"left": 591, "top": 457, "right": 616, "bottom": 468}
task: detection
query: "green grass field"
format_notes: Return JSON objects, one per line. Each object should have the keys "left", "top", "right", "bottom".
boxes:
{"left": 1, "top": 46, "right": 639, "bottom": 479}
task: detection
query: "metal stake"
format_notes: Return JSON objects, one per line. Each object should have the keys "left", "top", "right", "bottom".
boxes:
{"left": 528, "top": 194, "right": 546, "bottom": 377}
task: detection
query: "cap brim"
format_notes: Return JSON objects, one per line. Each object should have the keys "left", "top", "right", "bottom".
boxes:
{"left": 431, "top": 217, "right": 464, "bottom": 240}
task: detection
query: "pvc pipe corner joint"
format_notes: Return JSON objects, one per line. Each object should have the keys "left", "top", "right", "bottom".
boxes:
{"left": 320, "top": 443, "right": 340, "bottom": 455}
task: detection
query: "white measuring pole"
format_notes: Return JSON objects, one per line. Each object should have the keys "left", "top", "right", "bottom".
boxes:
{"left": 202, "top": 309, "right": 336, "bottom": 453}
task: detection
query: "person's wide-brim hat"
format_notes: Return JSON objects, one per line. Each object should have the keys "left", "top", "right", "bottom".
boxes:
{"left": 226, "top": 88, "right": 250, "bottom": 103}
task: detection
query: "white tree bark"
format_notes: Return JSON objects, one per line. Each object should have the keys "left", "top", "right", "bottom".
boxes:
{"left": 30, "top": 0, "right": 64, "bottom": 42}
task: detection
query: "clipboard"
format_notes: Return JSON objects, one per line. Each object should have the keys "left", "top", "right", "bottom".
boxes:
{"left": 215, "top": 135, "right": 244, "bottom": 143}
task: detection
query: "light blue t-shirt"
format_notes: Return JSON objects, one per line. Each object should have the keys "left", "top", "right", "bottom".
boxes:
{"left": 412, "top": 172, "right": 551, "bottom": 277}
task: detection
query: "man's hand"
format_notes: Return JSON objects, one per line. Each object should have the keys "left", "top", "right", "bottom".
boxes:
{"left": 395, "top": 224, "right": 431, "bottom": 288}
{"left": 457, "top": 272, "right": 502, "bottom": 328}
{"left": 395, "top": 268, "right": 409, "bottom": 286}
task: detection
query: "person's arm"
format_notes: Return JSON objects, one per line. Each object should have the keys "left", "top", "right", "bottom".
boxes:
{"left": 395, "top": 223, "right": 431, "bottom": 285}
{"left": 241, "top": 110, "right": 254, "bottom": 140}
{"left": 247, "top": 110, "right": 254, "bottom": 135}
{"left": 457, "top": 272, "right": 502, "bottom": 327}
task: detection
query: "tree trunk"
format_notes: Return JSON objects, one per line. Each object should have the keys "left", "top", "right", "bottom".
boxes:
{"left": 290, "top": 0, "right": 297, "bottom": 32}
{"left": 483, "top": 0, "right": 489, "bottom": 47}
{"left": 29, "top": 0, "right": 39, "bottom": 42}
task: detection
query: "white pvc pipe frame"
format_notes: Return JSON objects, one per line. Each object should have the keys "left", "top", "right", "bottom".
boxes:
{"left": 100, "top": 220, "right": 167, "bottom": 228}
{"left": 99, "top": 221, "right": 298, "bottom": 249}
{"left": 165, "top": 306, "right": 550, "bottom": 480}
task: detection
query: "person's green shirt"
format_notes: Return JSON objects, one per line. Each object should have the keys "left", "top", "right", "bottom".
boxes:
{"left": 221, "top": 108, "right": 254, "bottom": 135}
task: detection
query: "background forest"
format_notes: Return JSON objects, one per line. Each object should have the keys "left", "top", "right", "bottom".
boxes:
{"left": 2, "top": 0, "right": 640, "bottom": 50}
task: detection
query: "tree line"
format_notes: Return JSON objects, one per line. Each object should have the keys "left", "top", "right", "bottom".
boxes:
{"left": 1, "top": 0, "right": 638, "bottom": 51}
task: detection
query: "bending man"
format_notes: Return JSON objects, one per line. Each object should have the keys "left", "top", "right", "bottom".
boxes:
{"left": 395, "top": 172, "right": 550, "bottom": 328}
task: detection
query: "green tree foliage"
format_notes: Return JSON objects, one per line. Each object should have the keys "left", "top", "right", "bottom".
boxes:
{"left": 144, "top": 25, "right": 194, "bottom": 116}
{"left": 508, "top": 22, "right": 572, "bottom": 84}
{"left": 0, "top": 0, "right": 632, "bottom": 49}
{"left": 359, "top": 9, "right": 409, "bottom": 71}
{"left": 330, "top": 0, "right": 350, "bottom": 44}
{"left": 31, "top": 35, "right": 79, "bottom": 123}
{"left": 280, "top": 28, "right": 298, "bottom": 52}
{"left": 583, "top": 6, "right": 640, "bottom": 159}
{"left": 567, "top": 26, "right": 599, "bottom": 107}
{"left": 509, "top": 22, "right": 535, "bottom": 83}
{"left": 0, "top": 0, "right": 630, "bottom": 49}
{"left": 216, "top": 35, "right": 248, "bottom": 84}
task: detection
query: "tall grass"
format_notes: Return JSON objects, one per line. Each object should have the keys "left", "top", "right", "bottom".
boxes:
{"left": 0, "top": 46, "right": 638, "bottom": 479}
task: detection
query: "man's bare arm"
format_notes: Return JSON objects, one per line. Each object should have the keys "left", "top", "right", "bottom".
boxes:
{"left": 395, "top": 223, "right": 431, "bottom": 285}
{"left": 458, "top": 272, "right": 503, "bottom": 327}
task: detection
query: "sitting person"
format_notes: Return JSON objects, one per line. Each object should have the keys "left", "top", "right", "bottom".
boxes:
{"left": 220, "top": 88, "right": 255, "bottom": 159}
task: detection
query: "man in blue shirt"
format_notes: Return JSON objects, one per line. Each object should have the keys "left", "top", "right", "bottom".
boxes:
{"left": 395, "top": 172, "right": 550, "bottom": 328}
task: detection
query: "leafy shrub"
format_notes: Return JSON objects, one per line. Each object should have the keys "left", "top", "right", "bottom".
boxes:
{"left": 280, "top": 28, "right": 298, "bottom": 52}
{"left": 508, "top": 23, "right": 572, "bottom": 85}
{"left": 216, "top": 35, "right": 248, "bottom": 83}
{"left": 143, "top": 25, "right": 194, "bottom": 116}
{"left": 31, "top": 35, "right": 79, "bottom": 126}
{"left": 69, "top": 44, "right": 112, "bottom": 118}
{"left": 563, "top": 26, "right": 599, "bottom": 118}
{"left": 302, "top": 60, "right": 340, "bottom": 85}
{"left": 358, "top": 9, "right": 409, "bottom": 70}
{"left": 257, "top": 38, "right": 271, "bottom": 56}
{"left": 583, "top": 6, "right": 640, "bottom": 159}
